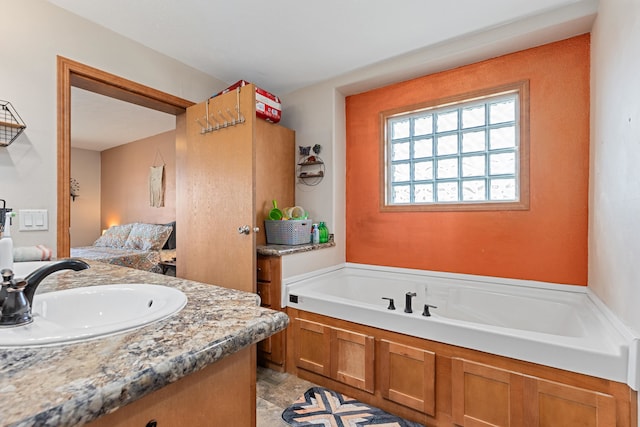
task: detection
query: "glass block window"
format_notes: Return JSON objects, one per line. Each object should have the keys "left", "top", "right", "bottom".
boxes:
{"left": 381, "top": 81, "right": 529, "bottom": 211}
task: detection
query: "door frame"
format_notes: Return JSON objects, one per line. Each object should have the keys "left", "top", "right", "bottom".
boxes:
{"left": 56, "top": 56, "right": 194, "bottom": 256}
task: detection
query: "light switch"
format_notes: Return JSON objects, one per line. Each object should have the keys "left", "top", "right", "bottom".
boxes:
{"left": 18, "top": 209, "right": 48, "bottom": 231}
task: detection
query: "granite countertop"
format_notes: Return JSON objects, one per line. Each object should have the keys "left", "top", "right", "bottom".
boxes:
{"left": 0, "top": 261, "right": 289, "bottom": 427}
{"left": 257, "top": 235, "right": 335, "bottom": 256}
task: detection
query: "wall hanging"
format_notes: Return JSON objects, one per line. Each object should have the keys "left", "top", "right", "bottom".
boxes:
{"left": 0, "top": 100, "right": 26, "bottom": 147}
{"left": 149, "top": 149, "right": 165, "bottom": 207}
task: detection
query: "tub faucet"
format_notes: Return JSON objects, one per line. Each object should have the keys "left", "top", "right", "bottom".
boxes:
{"left": 0, "top": 258, "right": 90, "bottom": 327}
{"left": 404, "top": 292, "right": 417, "bottom": 313}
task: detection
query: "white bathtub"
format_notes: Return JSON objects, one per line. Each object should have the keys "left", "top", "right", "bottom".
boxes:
{"left": 285, "top": 263, "right": 639, "bottom": 389}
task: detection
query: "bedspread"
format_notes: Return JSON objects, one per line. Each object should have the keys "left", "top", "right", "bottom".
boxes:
{"left": 70, "top": 246, "right": 163, "bottom": 273}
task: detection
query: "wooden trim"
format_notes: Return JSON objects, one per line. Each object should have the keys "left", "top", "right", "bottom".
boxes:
{"left": 57, "top": 57, "right": 72, "bottom": 257}
{"left": 56, "top": 56, "right": 194, "bottom": 257}
{"left": 379, "top": 80, "right": 530, "bottom": 213}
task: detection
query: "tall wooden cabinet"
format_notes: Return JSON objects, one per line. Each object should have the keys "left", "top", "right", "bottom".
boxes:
{"left": 177, "top": 85, "right": 294, "bottom": 292}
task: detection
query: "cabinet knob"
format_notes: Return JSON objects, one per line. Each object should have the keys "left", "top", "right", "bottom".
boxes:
{"left": 145, "top": 420, "right": 157, "bottom": 427}
{"left": 238, "top": 225, "right": 260, "bottom": 235}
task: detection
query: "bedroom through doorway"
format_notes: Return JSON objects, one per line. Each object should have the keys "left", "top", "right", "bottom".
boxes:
{"left": 56, "top": 56, "right": 193, "bottom": 257}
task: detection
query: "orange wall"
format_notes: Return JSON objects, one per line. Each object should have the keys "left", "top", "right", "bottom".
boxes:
{"left": 101, "top": 130, "right": 176, "bottom": 228}
{"left": 345, "top": 35, "right": 590, "bottom": 285}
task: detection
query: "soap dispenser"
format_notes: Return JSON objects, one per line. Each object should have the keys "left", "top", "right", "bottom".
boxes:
{"left": 0, "top": 210, "right": 15, "bottom": 271}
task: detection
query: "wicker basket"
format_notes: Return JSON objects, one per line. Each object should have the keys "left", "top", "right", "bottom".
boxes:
{"left": 264, "top": 219, "right": 312, "bottom": 245}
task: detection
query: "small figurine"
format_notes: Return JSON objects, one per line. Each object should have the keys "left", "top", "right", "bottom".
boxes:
{"left": 299, "top": 146, "right": 311, "bottom": 156}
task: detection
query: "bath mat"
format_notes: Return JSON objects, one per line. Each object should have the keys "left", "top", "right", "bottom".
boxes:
{"left": 282, "top": 386, "right": 424, "bottom": 426}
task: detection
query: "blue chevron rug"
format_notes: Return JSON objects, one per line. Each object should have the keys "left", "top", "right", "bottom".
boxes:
{"left": 281, "top": 387, "right": 425, "bottom": 427}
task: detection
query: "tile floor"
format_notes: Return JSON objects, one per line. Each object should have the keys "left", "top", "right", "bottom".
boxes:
{"left": 256, "top": 367, "right": 318, "bottom": 426}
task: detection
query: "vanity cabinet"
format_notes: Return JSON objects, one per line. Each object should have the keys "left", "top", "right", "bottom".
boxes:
{"left": 451, "top": 358, "right": 617, "bottom": 427}
{"left": 87, "top": 346, "right": 255, "bottom": 427}
{"left": 287, "top": 308, "right": 636, "bottom": 427}
{"left": 257, "top": 255, "right": 286, "bottom": 370}
{"left": 178, "top": 85, "right": 294, "bottom": 293}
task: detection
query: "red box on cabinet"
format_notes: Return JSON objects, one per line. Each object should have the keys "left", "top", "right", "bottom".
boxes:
{"left": 211, "top": 80, "right": 281, "bottom": 123}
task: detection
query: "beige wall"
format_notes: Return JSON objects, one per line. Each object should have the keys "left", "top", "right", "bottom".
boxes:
{"left": 589, "top": 1, "right": 640, "bottom": 335}
{"left": 101, "top": 131, "right": 176, "bottom": 229}
{"left": 70, "top": 148, "right": 101, "bottom": 246}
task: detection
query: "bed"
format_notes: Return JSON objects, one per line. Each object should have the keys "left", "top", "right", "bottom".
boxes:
{"left": 70, "top": 222, "right": 176, "bottom": 274}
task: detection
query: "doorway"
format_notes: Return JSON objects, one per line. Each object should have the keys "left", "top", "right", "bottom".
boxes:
{"left": 56, "top": 56, "right": 194, "bottom": 257}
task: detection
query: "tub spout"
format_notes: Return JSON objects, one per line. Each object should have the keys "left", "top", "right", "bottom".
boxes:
{"left": 404, "top": 292, "right": 417, "bottom": 313}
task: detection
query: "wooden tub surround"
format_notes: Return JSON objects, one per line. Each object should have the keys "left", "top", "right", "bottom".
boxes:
{"left": 286, "top": 308, "right": 637, "bottom": 427}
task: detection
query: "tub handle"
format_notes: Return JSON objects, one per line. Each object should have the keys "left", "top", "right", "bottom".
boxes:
{"left": 381, "top": 297, "right": 396, "bottom": 310}
{"left": 422, "top": 304, "right": 438, "bottom": 317}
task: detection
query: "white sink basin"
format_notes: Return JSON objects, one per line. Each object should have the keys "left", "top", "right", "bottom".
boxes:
{"left": 0, "top": 284, "right": 187, "bottom": 347}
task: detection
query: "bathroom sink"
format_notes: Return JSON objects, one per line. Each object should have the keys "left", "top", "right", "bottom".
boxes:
{"left": 0, "top": 284, "right": 187, "bottom": 347}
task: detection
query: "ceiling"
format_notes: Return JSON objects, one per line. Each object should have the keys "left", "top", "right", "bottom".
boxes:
{"left": 52, "top": 0, "right": 596, "bottom": 151}
{"left": 71, "top": 88, "right": 176, "bottom": 151}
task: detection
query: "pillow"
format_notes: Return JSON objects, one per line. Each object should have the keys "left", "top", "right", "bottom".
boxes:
{"left": 124, "top": 223, "right": 173, "bottom": 251}
{"left": 94, "top": 224, "right": 134, "bottom": 248}
{"left": 159, "top": 221, "right": 176, "bottom": 249}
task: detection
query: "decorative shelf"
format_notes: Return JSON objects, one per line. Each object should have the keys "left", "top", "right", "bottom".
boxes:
{"left": 299, "top": 171, "right": 325, "bottom": 179}
{"left": 297, "top": 155, "right": 325, "bottom": 186}
{"left": 0, "top": 100, "right": 26, "bottom": 147}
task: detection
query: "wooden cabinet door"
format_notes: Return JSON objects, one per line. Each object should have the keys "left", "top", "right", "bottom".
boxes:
{"left": 180, "top": 87, "right": 256, "bottom": 292}
{"left": 257, "top": 256, "right": 286, "bottom": 369}
{"left": 523, "top": 376, "right": 616, "bottom": 427}
{"left": 330, "top": 328, "right": 375, "bottom": 393}
{"left": 452, "top": 358, "right": 524, "bottom": 426}
{"left": 295, "top": 318, "right": 332, "bottom": 377}
{"left": 258, "top": 330, "right": 285, "bottom": 366}
{"left": 254, "top": 120, "right": 295, "bottom": 246}
{"left": 87, "top": 346, "right": 256, "bottom": 427}
{"left": 380, "top": 339, "right": 435, "bottom": 415}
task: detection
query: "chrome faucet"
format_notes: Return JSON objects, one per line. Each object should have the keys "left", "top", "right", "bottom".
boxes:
{"left": 0, "top": 258, "right": 90, "bottom": 327}
{"left": 404, "top": 292, "right": 417, "bottom": 313}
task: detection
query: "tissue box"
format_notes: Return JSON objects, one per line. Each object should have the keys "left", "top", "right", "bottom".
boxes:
{"left": 211, "top": 80, "right": 281, "bottom": 123}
